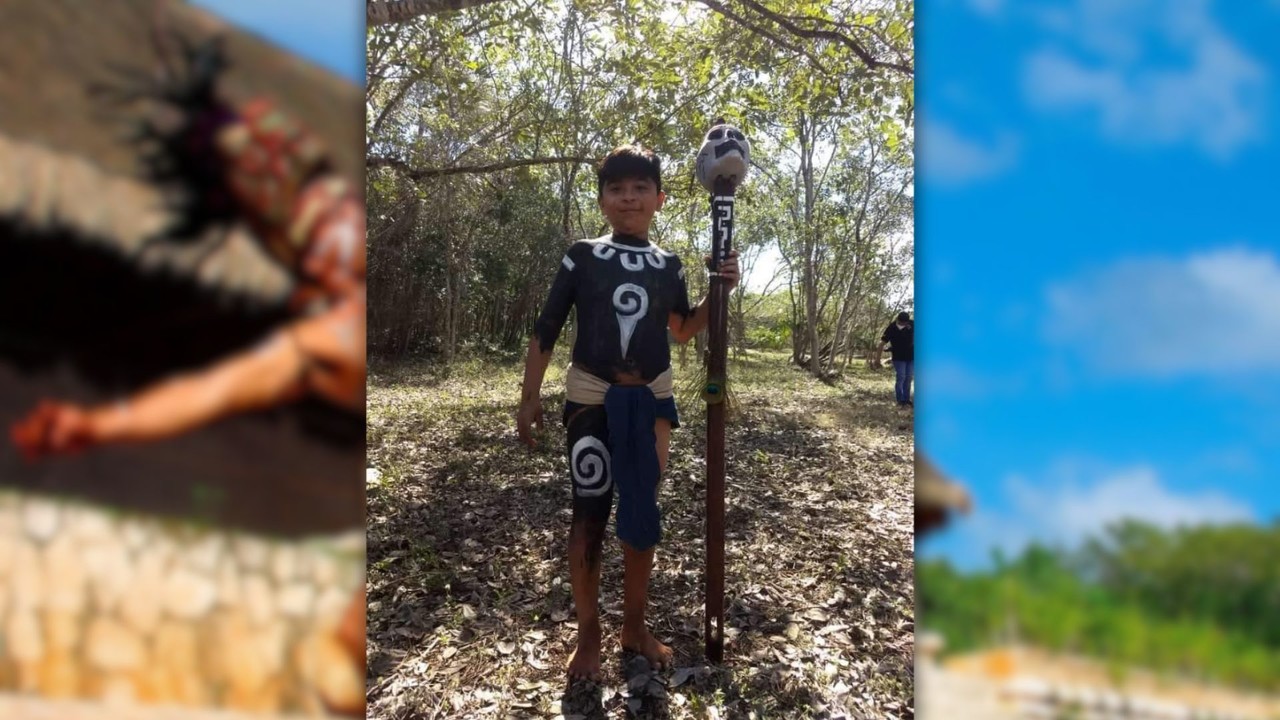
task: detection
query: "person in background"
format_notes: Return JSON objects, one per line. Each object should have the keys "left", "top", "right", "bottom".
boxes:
{"left": 880, "top": 311, "right": 914, "bottom": 407}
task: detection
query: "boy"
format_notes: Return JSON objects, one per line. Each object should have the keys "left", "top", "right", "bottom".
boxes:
{"left": 516, "top": 145, "right": 739, "bottom": 681}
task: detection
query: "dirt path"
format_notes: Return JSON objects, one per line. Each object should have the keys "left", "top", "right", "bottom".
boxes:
{"left": 365, "top": 351, "right": 915, "bottom": 719}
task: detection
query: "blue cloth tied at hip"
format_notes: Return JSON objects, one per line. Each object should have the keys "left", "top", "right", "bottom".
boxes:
{"left": 604, "top": 384, "right": 662, "bottom": 551}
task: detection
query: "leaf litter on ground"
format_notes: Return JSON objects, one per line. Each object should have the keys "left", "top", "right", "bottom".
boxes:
{"left": 366, "top": 350, "right": 914, "bottom": 719}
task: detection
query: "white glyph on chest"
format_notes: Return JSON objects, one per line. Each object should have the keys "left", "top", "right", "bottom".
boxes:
{"left": 592, "top": 240, "right": 670, "bottom": 270}
{"left": 583, "top": 238, "right": 680, "bottom": 358}
{"left": 613, "top": 283, "right": 649, "bottom": 357}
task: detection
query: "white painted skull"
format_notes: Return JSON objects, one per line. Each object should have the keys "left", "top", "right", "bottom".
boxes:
{"left": 695, "top": 120, "right": 750, "bottom": 193}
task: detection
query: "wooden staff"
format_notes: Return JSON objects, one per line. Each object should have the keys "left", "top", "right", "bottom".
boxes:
{"left": 704, "top": 176, "right": 735, "bottom": 661}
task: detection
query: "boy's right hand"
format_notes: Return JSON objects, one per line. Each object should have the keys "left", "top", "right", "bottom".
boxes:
{"left": 516, "top": 398, "right": 544, "bottom": 448}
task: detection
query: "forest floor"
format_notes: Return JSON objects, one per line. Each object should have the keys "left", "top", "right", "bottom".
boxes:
{"left": 364, "top": 348, "right": 915, "bottom": 720}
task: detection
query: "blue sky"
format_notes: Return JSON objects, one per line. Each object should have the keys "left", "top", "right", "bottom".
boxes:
{"left": 188, "top": 0, "right": 365, "bottom": 83}
{"left": 917, "top": 0, "right": 1280, "bottom": 570}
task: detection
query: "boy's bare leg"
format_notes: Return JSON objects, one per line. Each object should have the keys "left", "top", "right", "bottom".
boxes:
{"left": 567, "top": 513, "right": 607, "bottom": 681}
{"left": 620, "top": 418, "right": 674, "bottom": 668}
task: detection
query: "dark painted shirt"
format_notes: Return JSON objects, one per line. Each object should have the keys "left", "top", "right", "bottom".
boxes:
{"left": 534, "top": 232, "right": 693, "bottom": 383}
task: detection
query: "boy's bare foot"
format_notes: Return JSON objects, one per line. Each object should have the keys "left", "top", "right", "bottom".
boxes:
{"left": 620, "top": 626, "right": 673, "bottom": 670}
{"left": 568, "top": 619, "right": 603, "bottom": 682}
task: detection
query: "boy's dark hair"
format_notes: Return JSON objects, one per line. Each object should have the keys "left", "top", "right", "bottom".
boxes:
{"left": 897, "top": 311, "right": 911, "bottom": 322}
{"left": 597, "top": 145, "right": 662, "bottom": 197}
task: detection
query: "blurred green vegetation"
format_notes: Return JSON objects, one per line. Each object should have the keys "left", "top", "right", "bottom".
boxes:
{"left": 918, "top": 519, "right": 1280, "bottom": 691}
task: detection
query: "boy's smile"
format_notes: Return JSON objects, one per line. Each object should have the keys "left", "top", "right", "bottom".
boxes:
{"left": 599, "top": 177, "right": 665, "bottom": 238}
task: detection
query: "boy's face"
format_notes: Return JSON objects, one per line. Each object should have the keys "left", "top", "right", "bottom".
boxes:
{"left": 598, "top": 176, "right": 665, "bottom": 237}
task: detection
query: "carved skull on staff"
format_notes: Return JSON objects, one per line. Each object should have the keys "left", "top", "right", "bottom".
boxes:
{"left": 695, "top": 118, "right": 750, "bottom": 193}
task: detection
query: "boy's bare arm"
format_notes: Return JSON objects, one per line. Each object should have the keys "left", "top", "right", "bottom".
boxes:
{"left": 521, "top": 336, "right": 554, "bottom": 402}
{"left": 94, "top": 293, "right": 367, "bottom": 445}
{"left": 670, "top": 296, "right": 711, "bottom": 344}
{"left": 11, "top": 331, "right": 302, "bottom": 459}
{"left": 12, "top": 298, "right": 363, "bottom": 459}
{"left": 517, "top": 336, "right": 554, "bottom": 447}
{"left": 669, "top": 251, "right": 741, "bottom": 343}
{"left": 96, "top": 332, "right": 306, "bottom": 443}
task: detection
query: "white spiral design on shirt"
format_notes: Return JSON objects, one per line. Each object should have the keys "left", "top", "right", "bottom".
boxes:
{"left": 571, "top": 436, "right": 612, "bottom": 497}
{"left": 613, "top": 283, "right": 648, "bottom": 357}
{"left": 645, "top": 253, "right": 666, "bottom": 269}
{"left": 593, "top": 244, "right": 617, "bottom": 261}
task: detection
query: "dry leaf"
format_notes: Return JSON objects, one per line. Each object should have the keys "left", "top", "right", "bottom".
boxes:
{"left": 805, "top": 608, "right": 829, "bottom": 622}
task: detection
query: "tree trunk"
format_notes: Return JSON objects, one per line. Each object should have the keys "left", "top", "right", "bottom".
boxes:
{"left": 866, "top": 330, "right": 885, "bottom": 369}
{"left": 442, "top": 260, "right": 455, "bottom": 362}
{"left": 799, "top": 113, "right": 821, "bottom": 378}
{"left": 561, "top": 164, "right": 579, "bottom": 241}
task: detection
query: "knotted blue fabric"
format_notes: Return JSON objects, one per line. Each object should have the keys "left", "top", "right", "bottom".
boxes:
{"left": 604, "top": 384, "right": 662, "bottom": 551}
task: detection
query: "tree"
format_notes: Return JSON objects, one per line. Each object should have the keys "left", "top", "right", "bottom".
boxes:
{"left": 365, "top": 0, "right": 914, "bottom": 363}
{"left": 367, "top": 0, "right": 513, "bottom": 25}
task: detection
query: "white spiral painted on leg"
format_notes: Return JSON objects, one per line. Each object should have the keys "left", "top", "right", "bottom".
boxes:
{"left": 571, "top": 436, "right": 612, "bottom": 497}
{"left": 613, "top": 283, "right": 648, "bottom": 357}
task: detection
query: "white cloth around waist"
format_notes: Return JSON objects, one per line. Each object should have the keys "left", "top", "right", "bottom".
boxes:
{"left": 564, "top": 363, "right": 674, "bottom": 405}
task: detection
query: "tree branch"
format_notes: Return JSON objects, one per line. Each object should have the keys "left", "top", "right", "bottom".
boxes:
{"left": 715, "top": 0, "right": 913, "bottom": 76}
{"left": 367, "top": 0, "right": 512, "bottom": 25}
{"left": 368, "top": 154, "right": 598, "bottom": 179}
{"left": 695, "top": 0, "right": 833, "bottom": 76}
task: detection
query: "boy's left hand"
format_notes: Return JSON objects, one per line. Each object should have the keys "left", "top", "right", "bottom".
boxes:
{"left": 705, "top": 250, "right": 741, "bottom": 290}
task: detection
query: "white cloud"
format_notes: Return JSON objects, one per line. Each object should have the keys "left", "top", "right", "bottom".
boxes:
{"left": 920, "top": 120, "right": 1018, "bottom": 186}
{"left": 1044, "top": 247, "right": 1280, "bottom": 377}
{"left": 958, "top": 461, "right": 1255, "bottom": 562}
{"left": 1021, "top": 0, "right": 1266, "bottom": 158}
{"left": 1011, "top": 464, "right": 1252, "bottom": 541}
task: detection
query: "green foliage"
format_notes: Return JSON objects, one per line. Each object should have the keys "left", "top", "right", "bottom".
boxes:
{"left": 366, "top": 0, "right": 914, "bottom": 362}
{"left": 918, "top": 520, "right": 1280, "bottom": 691}
{"left": 743, "top": 290, "right": 792, "bottom": 349}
